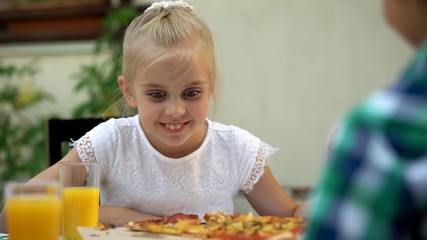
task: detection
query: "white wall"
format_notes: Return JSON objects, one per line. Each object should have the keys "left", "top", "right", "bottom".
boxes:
{"left": 193, "top": 0, "right": 413, "bottom": 187}
{"left": 0, "top": 0, "right": 413, "bottom": 188}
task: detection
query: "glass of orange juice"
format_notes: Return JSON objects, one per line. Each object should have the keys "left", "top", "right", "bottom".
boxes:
{"left": 60, "top": 162, "right": 100, "bottom": 240}
{"left": 4, "top": 180, "right": 61, "bottom": 240}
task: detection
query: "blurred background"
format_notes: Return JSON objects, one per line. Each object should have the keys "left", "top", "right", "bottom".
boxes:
{"left": 0, "top": 0, "right": 413, "bottom": 212}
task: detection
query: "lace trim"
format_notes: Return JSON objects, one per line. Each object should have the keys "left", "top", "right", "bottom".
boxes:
{"left": 241, "top": 141, "right": 270, "bottom": 194}
{"left": 76, "top": 135, "right": 97, "bottom": 163}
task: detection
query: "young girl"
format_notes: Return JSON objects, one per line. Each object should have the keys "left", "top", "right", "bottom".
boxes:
{"left": 0, "top": 0, "right": 307, "bottom": 231}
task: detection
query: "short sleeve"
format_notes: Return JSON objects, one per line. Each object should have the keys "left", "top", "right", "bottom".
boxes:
{"left": 75, "top": 135, "right": 97, "bottom": 163}
{"left": 73, "top": 119, "right": 118, "bottom": 165}
{"left": 234, "top": 127, "right": 278, "bottom": 194}
{"left": 73, "top": 119, "right": 120, "bottom": 185}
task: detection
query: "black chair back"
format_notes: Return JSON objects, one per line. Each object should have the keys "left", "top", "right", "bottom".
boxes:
{"left": 47, "top": 118, "right": 106, "bottom": 166}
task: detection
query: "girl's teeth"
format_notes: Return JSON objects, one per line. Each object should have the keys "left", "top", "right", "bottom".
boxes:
{"left": 166, "top": 123, "right": 182, "bottom": 130}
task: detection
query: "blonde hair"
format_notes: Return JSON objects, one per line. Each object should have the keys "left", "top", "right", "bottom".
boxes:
{"left": 121, "top": 2, "right": 218, "bottom": 101}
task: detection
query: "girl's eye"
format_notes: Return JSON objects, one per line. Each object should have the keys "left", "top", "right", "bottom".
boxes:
{"left": 183, "top": 90, "right": 200, "bottom": 98}
{"left": 149, "top": 92, "right": 166, "bottom": 99}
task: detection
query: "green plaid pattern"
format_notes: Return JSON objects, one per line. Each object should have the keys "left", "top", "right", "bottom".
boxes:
{"left": 306, "top": 39, "right": 427, "bottom": 239}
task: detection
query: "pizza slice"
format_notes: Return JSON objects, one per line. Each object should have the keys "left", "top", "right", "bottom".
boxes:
{"left": 126, "top": 213, "right": 209, "bottom": 238}
{"left": 125, "top": 211, "right": 308, "bottom": 240}
{"left": 202, "top": 211, "right": 307, "bottom": 240}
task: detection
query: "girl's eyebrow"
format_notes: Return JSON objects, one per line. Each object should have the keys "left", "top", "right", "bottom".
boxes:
{"left": 185, "top": 80, "right": 208, "bottom": 87}
{"left": 141, "top": 80, "right": 208, "bottom": 88}
{"left": 141, "top": 83, "right": 165, "bottom": 88}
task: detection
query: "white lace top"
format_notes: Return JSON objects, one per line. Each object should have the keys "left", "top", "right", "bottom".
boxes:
{"left": 75, "top": 115, "right": 277, "bottom": 217}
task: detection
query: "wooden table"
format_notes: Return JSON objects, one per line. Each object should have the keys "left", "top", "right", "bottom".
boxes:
{"left": 78, "top": 227, "right": 199, "bottom": 240}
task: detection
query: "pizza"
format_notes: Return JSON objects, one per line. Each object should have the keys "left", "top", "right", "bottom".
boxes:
{"left": 125, "top": 211, "right": 307, "bottom": 240}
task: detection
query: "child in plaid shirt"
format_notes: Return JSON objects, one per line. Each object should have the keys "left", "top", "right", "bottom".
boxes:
{"left": 306, "top": 0, "right": 427, "bottom": 239}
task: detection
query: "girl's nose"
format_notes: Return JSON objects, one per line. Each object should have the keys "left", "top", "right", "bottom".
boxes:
{"left": 165, "top": 97, "right": 186, "bottom": 116}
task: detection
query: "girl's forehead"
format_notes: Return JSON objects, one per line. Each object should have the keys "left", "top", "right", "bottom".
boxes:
{"left": 137, "top": 55, "right": 210, "bottom": 87}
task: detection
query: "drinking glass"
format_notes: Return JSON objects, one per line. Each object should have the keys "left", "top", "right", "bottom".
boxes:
{"left": 4, "top": 180, "right": 61, "bottom": 240}
{"left": 60, "top": 162, "right": 100, "bottom": 240}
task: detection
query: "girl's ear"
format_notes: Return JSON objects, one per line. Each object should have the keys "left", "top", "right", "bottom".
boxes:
{"left": 118, "top": 76, "right": 137, "bottom": 108}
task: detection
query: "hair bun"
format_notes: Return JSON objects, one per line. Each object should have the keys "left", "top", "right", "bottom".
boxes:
{"left": 144, "top": 0, "right": 195, "bottom": 14}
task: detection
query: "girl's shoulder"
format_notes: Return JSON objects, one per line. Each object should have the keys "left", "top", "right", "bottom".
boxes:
{"left": 210, "top": 120, "right": 253, "bottom": 135}
{"left": 94, "top": 115, "right": 139, "bottom": 129}
{"left": 105, "top": 115, "right": 139, "bottom": 127}
{"left": 87, "top": 115, "right": 140, "bottom": 137}
{"left": 209, "top": 120, "right": 260, "bottom": 143}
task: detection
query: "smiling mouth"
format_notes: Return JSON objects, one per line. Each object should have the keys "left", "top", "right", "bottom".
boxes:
{"left": 161, "top": 121, "right": 189, "bottom": 132}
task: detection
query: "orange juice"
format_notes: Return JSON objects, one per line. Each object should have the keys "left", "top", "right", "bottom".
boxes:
{"left": 62, "top": 187, "right": 100, "bottom": 240}
{"left": 6, "top": 195, "right": 61, "bottom": 240}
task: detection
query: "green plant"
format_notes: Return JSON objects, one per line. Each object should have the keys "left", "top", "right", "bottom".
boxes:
{"left": 72, "top": 7, "right": 140, "bottom": 118}
{"left": 0, "top": 60, "right": 55, "bottom": 201}
{"left": 0, "top": 6, "right": 142, "bottom": 203}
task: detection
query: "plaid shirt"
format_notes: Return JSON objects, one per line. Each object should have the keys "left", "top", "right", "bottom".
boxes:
{"left": 306, "top": 39, "right": 427, "bottom": 240}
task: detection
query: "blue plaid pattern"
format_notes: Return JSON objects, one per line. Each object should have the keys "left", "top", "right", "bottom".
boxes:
{"left": 306, "top": 39, "right": 427, "bottom": 239}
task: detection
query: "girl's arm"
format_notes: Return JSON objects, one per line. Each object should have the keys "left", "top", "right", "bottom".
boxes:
{"left": 30, "top": 147, "right": 83, "bottom": 181}
{"left": 99, "top": 206, "right": 162, "bottom": 226}
{"left": 244, "top": 166, "right": 310, "bottom": 218}
{"left": 294, "top": 200, "right": 310, "bottom": 217}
